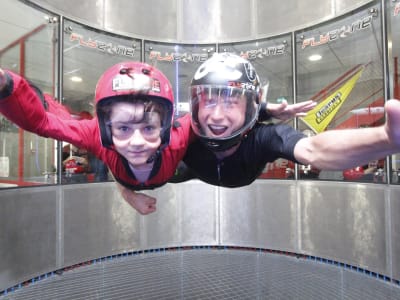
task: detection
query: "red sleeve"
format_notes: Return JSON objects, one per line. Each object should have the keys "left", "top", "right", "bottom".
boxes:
{"left": 0, "top": 71, "right": 101, "bottom": 152}
{"left": 174, "top": 113, "right": 197, "bottom": 144}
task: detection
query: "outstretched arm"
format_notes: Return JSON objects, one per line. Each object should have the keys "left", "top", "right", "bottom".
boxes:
{"left": 294, "top": 99, "right": 400, "bottom": 170}
{"left": 0, "top": 68, "right": 97, "bottom": 152}
{"left": 260, "top": 99, "right": 316, "bottom": 122}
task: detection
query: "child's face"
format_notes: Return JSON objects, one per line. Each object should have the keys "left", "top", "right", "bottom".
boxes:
{"left": 109, "top": 101, "right": 162, "bottom": 168}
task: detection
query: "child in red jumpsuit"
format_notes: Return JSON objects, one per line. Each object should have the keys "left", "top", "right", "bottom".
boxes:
{"left": 0, "top": 60, "right": 316, "bottom": 214}
{"left": 0, "top": 62, "right": 193, "bottom": 195}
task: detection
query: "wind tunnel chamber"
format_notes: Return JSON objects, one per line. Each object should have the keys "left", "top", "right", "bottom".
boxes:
{"left": 1, "top": 0, "right": 400, "bottom": 299}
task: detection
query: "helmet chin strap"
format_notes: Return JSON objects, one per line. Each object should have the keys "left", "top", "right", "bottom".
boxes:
{"left": 146, "top": 124, "right": 171, "bottom": 163}
{"left": 202, "top": 135, "right": 241, "bottom": 152}
{"left": 202, "top": 123, "right": 254, "bottom": 152}
{"left": 145, "top": 142, "right": 167, "bottom": 163}
{"left": 146, "top": 151, "right": 158, "bottom": 163}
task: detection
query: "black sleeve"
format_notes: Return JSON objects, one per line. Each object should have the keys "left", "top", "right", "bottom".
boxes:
{"left": 252, "top": 123, "right": 306, "bottom": 164}
{"left": 271, "top": 124, "right": 306, "bottom": 163}
{"left": 27, "top": 81, "right": 48, "bottom": 110}
{"left": 258, "top": 102, "right": 272, "bottom": 121}
{"left": 0, "top": 72, "right": 14, "bottom": 99}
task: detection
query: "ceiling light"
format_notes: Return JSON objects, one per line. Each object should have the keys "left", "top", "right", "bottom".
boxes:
{"left": 70, "top": 76, "right": 82, "bottom": 82}
{"left": 308, "top": 54, "right": 322, "bottom": 61}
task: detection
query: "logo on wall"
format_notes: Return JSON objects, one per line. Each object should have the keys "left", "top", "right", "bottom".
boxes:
{"left": 239, "top": 44, "right": 287, "bottom": 60}
{"left": 148, "top": 44, "right": 286, "bottom": 63}
{"left": 148, "top": 51, "right": 209, "bottom": 63}
{"left": 69, "top": 33, "right": 136, "bottom": 57}
{"left": 301, "top": 14, "right": 374, "bottom": 49}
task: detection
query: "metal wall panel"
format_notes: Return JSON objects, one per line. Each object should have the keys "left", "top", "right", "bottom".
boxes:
{"left": 257, "top": 0, "right": 332, "bottom": 36}
{"left": 181, "top": 0, "right": 252, "bottom": 43}
{"left": 255, "top": 0, "right": 372, "bottom": 37}
{"left": 335, "top": 0, "right": 373, "bottom": 14}
{"left": 178, "top": 181, "right": 218, "bottom": 245}
{"left": 63, "top": 183, "right": 141, "bottom": 266}
{"left": 104, "top": 0, "right": 177, "bottom": 40}
{"left": 219, "top": 181, "right": 297, "bottom": 251}
{"left": 140, "top": 184, "right": 181, "bottom": 248}
{"left": 390, "top": 186, "right": 400, "bottom": 280}
{"left": 300, "top": 181, "right": 387, "bottom": 274}
{"left": 0, "top": 187, "right": 58, "bottom": 291}
{"left": 28, "top": 0, "right": 372, "bottom": 43}
{"left": 1, "top": 181, "right": 400, "bottom": 292}
{"left": 29, "top": 0, "right": 104, "bottom": 28}
{"left": 141, "top": 182, "right": 218, "bottom": 248}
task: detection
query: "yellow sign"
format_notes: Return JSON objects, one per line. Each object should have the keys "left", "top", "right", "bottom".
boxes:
{"left": 301, "top": 68, "right": 363, "bottom": 133}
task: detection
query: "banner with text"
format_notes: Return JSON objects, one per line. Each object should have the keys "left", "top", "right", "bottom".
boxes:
{"left": 301, "top": 68, "right": 363, "bottom": 133}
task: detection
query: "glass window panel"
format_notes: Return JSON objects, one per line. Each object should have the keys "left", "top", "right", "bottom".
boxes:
{"left": 219, "top": 36, "right": 292, "bottom": 104}
{"left": 219, "top": 35, "right": 295, "bottom": 179}
{"left": 0, "top": 0, "right": 58, "bottom": 187}
{"left": 144, "top": 41, "right": 216, "bottom": 117}
{"left": 62, "top": 19, "right": 142, "bottom": 183}
{"left": 296, "top": 2, "right": 384, "bottom": 182}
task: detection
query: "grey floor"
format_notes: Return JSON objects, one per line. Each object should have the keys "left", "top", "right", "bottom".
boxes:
{"left": 1, "top": 249, "right": 400, "bottom": 299}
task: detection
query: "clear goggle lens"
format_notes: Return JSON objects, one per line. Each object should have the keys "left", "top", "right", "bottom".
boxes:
{"left": 107, "top": 112, "right": 162, "bottom": 142}
{"left": 194, "top": 86, "right": 247, "bottom": 110}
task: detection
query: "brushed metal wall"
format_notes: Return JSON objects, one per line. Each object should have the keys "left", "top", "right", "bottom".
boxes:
{"left": 1, "top": 181, "right": 400, "bottom": 291}
{"left": 28, "top": 0, "right": 372, "bottom": 43}
{"left": 0, "top": 187, "right": 58, "bottom": 289}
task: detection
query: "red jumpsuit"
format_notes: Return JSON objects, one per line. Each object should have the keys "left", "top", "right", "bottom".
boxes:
{"left": 0, "top": 71, "right": 194, "bottom": 190}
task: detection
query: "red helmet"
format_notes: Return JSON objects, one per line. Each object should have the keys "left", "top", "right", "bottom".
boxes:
{"left": 95, "top": 61, "right": 174, "bottom": 148}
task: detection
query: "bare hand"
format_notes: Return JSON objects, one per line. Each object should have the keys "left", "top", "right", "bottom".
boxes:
{"left": 384, "top": 99, "right": 400, "bottom": 149}
{"left": 121, "top": 188, "right": 157, "bottom": 215}
{"left": 267, "top": 99, "right": 316, "bottom": 121}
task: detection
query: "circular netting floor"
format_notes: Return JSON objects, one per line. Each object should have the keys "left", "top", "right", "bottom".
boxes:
{"left": 1, "top": 249, "right": 400, "bottom": 299}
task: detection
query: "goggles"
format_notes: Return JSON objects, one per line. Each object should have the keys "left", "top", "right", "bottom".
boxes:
{"left": 107, "top": 112, "right": 162, "bottom": 142}
{"left": 192, "top": 86, "right": 250, "bottom": 111}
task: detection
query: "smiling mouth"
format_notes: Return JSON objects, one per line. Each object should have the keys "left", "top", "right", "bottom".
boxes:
{"left": 208, "top": 125, "right": 228, "bottom": 136}
{"left": 128, "top": 149, "right": 147, "bottom": 155}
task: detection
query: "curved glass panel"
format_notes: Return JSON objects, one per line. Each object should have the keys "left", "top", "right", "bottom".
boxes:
{"left": 296, "top": 2, "right": 384, "bottom": 183}
{"left": 144, "top": 41, "right": 216, "bottom": 117}
{"left": 0, "top": 0, "right": 58, "bottom": 187}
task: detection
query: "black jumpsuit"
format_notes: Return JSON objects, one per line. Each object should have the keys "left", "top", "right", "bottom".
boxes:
{"left": 172, "top": 122, "right": 306, "bottom": 187}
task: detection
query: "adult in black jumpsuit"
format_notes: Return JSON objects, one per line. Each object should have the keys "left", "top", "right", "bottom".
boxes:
{"left": 178, "top": 53, "right": 400, "bottom": 189}
{"left": 173, "top": 53, "right": 305, "bottom": 187}
{"left": 123, "top": 53, "right": 400, "bottom": 214}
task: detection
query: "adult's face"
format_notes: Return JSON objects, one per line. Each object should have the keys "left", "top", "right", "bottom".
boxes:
{"left": 196, "top": 87, "right": 247, "bottom": 139}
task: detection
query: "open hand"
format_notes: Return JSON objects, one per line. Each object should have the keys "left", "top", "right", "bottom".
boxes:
{"left": 384, "top": 99, "right": 400, "bottom": 149}
{"left": 267, "top": 99, "right": 316, "bottom": 121}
